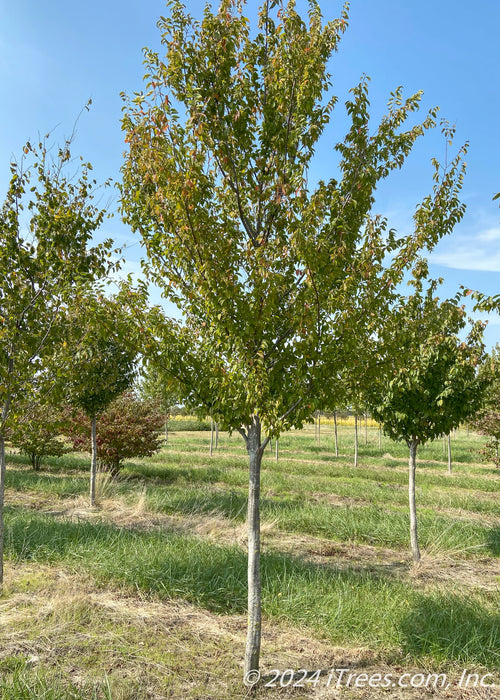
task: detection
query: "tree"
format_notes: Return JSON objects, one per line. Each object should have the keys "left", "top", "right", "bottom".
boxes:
{"left": 471, "top": 345, "right": 500, "bottom": 467}
{"left": 138, "top": 362, "right": 180, "bottom": 443}
{"left": 367, "top": 271, "right": 486, "bottom": 562}
{"left": 61, "top": 297, "right": 136, "bottom": 504}
{"left": 7, "top": 403, "right": 69, "bottom": 470}
{"left": 120, "top": 0, "right": 469, "bottom": 674}
{"left": 66, "top": 392, "right": 164, "bottom": 477}
{"left": 0, "top": 138, "right": 113, "bottom": 584}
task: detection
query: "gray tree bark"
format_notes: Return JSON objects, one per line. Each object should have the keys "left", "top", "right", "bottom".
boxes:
{"left": 1, "top": 392, "right": 12, "bottom": 584}
{"left": 210, "top": 417, "right": 214, "bottom": 457}
{"left": 90, "top": 414, "right": 97, "bottom": 506}
{"left": 333, "top": 411, "right": 338, "bottom": 457}
{"left": 244, "top": 415, "right": 266, "bottom": 676}
{"left": 447, "top": 433, "right": 452, "bottom": 474}
{"left": 0, "top": 433, "right": 5, "bottom": 585}
{"left": 408, "top": 438, "right": 421, "bottom": 563}
{"left": 354, "top": 414, "right": 358, "bottom": 467}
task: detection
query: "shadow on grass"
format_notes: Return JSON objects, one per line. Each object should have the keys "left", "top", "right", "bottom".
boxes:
{"left": 123, "top": 463, "right": 225, "bottom": 485}
{"left": 4, "top": 507, "right": 406, "bottom": 613}
{"left": 486, "top": 526, "right": 500, "bottom": 556}
{"left": 5, "top": 469, "right": 88, "bottom": 495}
{"left": 5, "top": 452, "right": 89, "bottom": 473}
{"left": 400, "top": 593, "right": 500, "bottom": 670}
{"left": 5, "top": 508, "right": 499, "bottom": 667}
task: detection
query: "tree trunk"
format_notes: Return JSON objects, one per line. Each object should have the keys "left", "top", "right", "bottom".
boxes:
{"left": 90, "top": 414, "right": 97, "bottom": 506}
{"left": 0, "top": 433, "right": 6, "bottom": 585}
{"left": 408, "top": 438, "right": 421, "bottom": 563}
{"left": 0, "top": 394, "right": 11, "bottom": 585}
{"left": 447, "top": 433, "right": 452, "bottom": 474}
{"left": 354, "top": 414, "right": 358, "bottom": 467}
{"left": 333, "top": 411, "right": 338, "bottom": 457}
{"left": 215, "top": 422, "right": 219, "bottom": 450}
{"left": 210, "top": 417, "right": 214, "bottom": 457}
{"left": 244, "top": 415, "right": 265, "bottom": 676}
{"left": 164, "top": 409, "right": 168, "bottom": 444}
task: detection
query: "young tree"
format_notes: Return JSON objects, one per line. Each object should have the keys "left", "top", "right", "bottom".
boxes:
{"left": 120, "top": 1, "right": 469, "bottom": 674}
{"left": 471, "top": 345, "right": 500, "bottom": 467}
{"left": 66, "top": 392, "right": 164, "bottom": 477}
{"left": 367, "top": 272, "right": 486, "bottom": 562}
{"left": 7, "top": 403, "right": 69, "bottom": 470}
{"left": 138, "top": 363, "right": 180, "bottom": 443}
{"left": 62, "top": 298, "right": 136, "bottom": 505}
{"left": 0, "top": 139, "right": 113, "bottom": 584}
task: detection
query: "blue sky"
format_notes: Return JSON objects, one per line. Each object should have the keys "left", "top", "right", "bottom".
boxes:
{"left": 2, "top": 0, "right": 499, "bottom": 349}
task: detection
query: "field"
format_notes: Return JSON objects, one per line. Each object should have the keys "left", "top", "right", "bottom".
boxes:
{"left": 1, "top": 425, "right": 499, "bottom": 699}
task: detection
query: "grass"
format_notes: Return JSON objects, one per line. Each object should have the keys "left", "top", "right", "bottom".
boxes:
{"left": 1, "top": 426, "right": 499, "bottom": 698}
{"left": 4, "top": 508, "right": 499, "bottom": 666}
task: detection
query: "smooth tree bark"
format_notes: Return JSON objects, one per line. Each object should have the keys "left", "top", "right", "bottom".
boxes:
{"left": 447, "top": 433, "right": 452, "bottom": 474}
{"left": 275, "top": 438, "right": 279, "bottom": 461}
{"left": 333, "top": 412, "right": 339, "bottom": 457}
{"left": 90, "top": 415, "right": 97, "bottom": 506}
{"left": 241, "top": 415, "right": 269, "bottom": 675}
{"left": 408, "top": 438, "right": 421, "bottom": 563}
{"left": 354, "top": 415, "right": 358, "bottom": 467}
{"left": 0, "top": 396, "right": 10, "bottom": 585}
{"left": 0, "top": 433, "right": 6, "bottom": 585}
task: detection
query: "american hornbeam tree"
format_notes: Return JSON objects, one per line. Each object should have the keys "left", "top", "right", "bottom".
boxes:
{"left": 367, "top": 267, "right": 486, "bottom": 563}
{"left": 0, "top": 139, "right": 113, "bottom": 585}
{"left": 120, "top": 0, "right": 469, "bottom": 674}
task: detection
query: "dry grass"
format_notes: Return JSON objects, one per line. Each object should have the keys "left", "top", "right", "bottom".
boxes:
{"left": 1, "top": 563, "right": 497, "bottom": 699}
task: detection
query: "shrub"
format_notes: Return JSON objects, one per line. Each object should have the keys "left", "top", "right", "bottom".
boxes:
{"left": 8, "top": 406, "right": 69, "bottom": 470}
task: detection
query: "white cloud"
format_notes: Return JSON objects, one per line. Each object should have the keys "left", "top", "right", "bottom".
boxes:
{"left": 429, "top": 222, "right": 500, "bottom": 271}
{"left": 430, "top": 245, "right": 500, "bottom": 272}
{"left": 476, "top": 227, "right": 500, "bottom": 243}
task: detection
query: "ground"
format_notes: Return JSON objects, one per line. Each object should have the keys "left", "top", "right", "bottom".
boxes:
{"left": 0, "top": 424, "right": 498, "bottom": 699}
